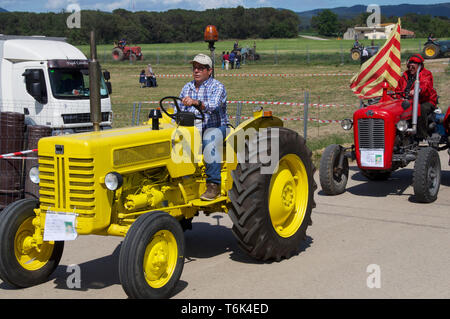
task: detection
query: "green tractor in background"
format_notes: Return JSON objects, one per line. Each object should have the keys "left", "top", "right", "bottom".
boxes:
{"left": 423, "top": 38, "right": 450, "bottom": 59}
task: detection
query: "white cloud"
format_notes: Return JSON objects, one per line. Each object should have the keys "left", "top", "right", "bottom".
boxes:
{"left": 96, "top": 0, "right": 131, "bottom": 11}
{"left": 196, "top": 0, "right": 243, "bottom": 10}
{"left": 45, "top": 0, "right": 66, "bottom": 10}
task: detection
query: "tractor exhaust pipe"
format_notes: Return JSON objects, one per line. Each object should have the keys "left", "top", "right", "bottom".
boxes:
{"left": 89, "top": 30, "right": 102, "bottom": 132}
{"left": 407, "top": 65, "right": 422, "bottom": 135}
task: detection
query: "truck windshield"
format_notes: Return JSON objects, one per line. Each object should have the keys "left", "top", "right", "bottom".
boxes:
{"left": 48, "top": 68, "right": 108, "bottom": 99}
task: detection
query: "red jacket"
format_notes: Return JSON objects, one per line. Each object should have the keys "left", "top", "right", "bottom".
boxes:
{"left": 395, "top": 67, "right": 437, "bottom": 107}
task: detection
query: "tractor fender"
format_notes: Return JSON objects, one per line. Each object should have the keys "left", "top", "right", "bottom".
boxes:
{"left": 225, "top": 114, "right": 284, "bottom": 144}
{"left": 224, "top": 115, "right": 284, "bottom": 172}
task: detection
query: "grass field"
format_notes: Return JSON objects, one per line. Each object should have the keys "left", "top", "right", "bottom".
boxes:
{"left": 78, "top": 37, "right": 450, "bottom": 65}
{"left": 91, "top": 37, "right": 449, "bottom": 164}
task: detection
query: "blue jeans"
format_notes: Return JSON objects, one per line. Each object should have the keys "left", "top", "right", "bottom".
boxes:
{"left": 202, "top": 126, "right": 227, "bottom": 185}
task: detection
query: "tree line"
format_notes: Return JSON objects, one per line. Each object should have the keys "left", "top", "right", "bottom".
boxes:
{"left": 0, "top": 7, "right": 299, "bottom": 45}
{"left": 310, "top": 10, "right": 450, "bottom": 38}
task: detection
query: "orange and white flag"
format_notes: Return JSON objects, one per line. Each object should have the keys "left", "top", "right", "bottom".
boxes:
{"left": 350, "top": 19, "right": 402, "bottom": 98}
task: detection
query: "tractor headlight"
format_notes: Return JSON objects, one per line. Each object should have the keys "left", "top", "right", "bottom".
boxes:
{"left": 29, "top": 165, "right": 40, "bottom": 184}
{"left": 396, "top": 120, "right": 408, "bottom": 132}
{"left": 341, "top": 119, "right": 353, "bottom": 130}
{"left": 105, "top": 172, "right": 123, "bottom": 191}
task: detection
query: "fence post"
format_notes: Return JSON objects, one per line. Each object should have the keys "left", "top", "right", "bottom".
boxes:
{"left": 132, "top": 102, "right": 136, "bottom": 126}
{"left": 136, "top": 102, "right": 142, "bottom": 125}
{"left": 303, "top": 91, "right": 309, "bottom": 140}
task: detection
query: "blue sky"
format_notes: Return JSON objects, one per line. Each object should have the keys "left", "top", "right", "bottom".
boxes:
{"left": 0, "top": 0, "right": 447, "bottom": 13}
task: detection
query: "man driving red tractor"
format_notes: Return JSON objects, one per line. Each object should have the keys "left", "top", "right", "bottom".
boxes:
{"left": 395, "top": 54, "right": 438, "bottom": 140}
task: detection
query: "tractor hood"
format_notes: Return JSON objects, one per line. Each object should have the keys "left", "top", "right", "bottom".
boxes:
{"left": 37, "top": 125, "right": 200, "bottom": 179}
{"left": 354, "top": 99, "right": 413, "bottom": 123}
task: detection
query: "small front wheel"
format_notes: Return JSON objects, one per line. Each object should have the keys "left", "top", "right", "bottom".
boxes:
{"left": 319, "top": 144, "right": 349, "bottom": 195}
{"left": 0, "top": 199, "right": 64, "bottom": 288}
{"left": 119, "top": 211, "right": 185, "bottom": 299}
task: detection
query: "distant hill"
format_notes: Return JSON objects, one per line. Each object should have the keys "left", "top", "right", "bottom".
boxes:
{"left": 297, "top": 3, "right": 450, "bottom": 26}
{"left": 0, "top": 8, "right": 7, "bottom": 12}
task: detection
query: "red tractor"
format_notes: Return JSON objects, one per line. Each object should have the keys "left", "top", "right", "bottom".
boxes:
{"left": 319, "top": 74, "right": 450, "bottom": 203}
{"left": 112, "top": 39, "right": 143, "bottom": 61}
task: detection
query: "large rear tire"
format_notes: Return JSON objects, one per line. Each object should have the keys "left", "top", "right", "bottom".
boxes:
{"left": 423, "top": 44, "right": 440, "bottom": 59}
{"left": 413, "top": 147, "right": 441, "bottom": 203}
{"left": 112, "top": 47, "right": 124, "bottom": 61}
{"left": 0, "top": 199, "right": 64, "bottom": 288}
{"left": 119, "top": 211, "right": 185, "bottom": 299}
{"left": 351, "top": 49, "right": 361, "bottom": 61}
{"left": 319, "top": 144, "right": 349, "bottom": 195}
{"left": 228, "top": 127, "right": 316, "bottom": 261}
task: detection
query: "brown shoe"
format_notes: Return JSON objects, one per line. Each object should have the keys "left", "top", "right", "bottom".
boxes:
{"left": 200, "top": 183, "right": 220, "bottom": 201}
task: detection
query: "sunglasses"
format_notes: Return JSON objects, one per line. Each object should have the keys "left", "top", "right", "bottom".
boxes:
{"left": 192, "top": 65, "right": 208, "bottom": 71}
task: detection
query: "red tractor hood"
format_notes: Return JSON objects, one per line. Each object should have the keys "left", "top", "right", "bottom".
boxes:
{"left": 353, "top": 99, "right": 414, "bottom": 123}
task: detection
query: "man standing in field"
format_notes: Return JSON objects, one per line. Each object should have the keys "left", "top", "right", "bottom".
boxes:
{"left": 179, "top": 53, "right": 229, "bottom": 201}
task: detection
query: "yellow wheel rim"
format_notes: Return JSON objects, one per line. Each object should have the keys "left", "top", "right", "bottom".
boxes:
{"left": 352, "top": 52, "right": 360, "bottom": 60}
{"left": 143, "top": 230, "right": 178, "bottom": 289}
{"left": 425, "top": 47, "right": 435, "bottom": 57}
{"left": 14, "top": 217, "right": 54, "bottom": 271}
{"left": 268, "top": 154, "right": 309, "bottom": 238}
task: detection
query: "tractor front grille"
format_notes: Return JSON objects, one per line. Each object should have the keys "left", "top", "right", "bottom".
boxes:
{"left": 38, "top": 156, "right": 95, "bottom": 211}
{"left": 358, "top": 118, "right": 385, "bottom": 149}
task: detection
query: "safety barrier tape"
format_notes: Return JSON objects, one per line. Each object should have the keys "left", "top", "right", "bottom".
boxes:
{"left": 153, "top": 73, "right": 354, "bottom": 78}
{"left": 0, "top": 149, "right": 37, "bottom": 159}
{"left": 136, "top": 100, "right": 359, "bottom": 108}
{"left": 228, "top": 115, "right": 341, "bottom": 123}
{"left": 0, "top": 156, "right": 38, "bottom": 160}
{"left": 140, "top": 69, "right": 447, "bottom": 79}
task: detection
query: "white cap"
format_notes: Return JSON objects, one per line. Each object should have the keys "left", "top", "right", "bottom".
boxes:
{"left": 190, "top": 53, "right": 212, "bottom": 68}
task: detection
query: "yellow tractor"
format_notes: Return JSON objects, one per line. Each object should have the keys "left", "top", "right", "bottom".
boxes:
{"left": 0, "top": 97, "right": 316, "bottom": 298}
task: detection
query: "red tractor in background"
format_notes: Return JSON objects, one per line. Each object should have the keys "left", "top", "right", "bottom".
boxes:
{"left": 112, "top": 38, "right": 143, "bottom": 61}
{"left": 319, "top": 70, "right": 450, "bottom": 203}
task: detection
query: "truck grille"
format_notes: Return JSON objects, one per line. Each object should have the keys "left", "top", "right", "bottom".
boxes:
{"left": 61, "top": 112, "right": 110, "bottom": 124}
{"left": 38, "top": 156, "right": 95, "bottom": 211}
{"left": 358, "top": 118, "right": 385, "bottom": 149}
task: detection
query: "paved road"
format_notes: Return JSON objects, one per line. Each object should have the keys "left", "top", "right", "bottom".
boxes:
{"left": 1, "top": 155, "right": 449, "bottom": 299}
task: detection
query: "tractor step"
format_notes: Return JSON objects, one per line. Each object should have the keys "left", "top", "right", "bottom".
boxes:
{"left": 190, "top": 196, "right": 228, "bottom": 207}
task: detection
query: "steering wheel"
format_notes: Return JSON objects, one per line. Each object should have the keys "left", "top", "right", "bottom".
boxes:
{"left": 159, "top": 96, "right": 205, "bottom": 121}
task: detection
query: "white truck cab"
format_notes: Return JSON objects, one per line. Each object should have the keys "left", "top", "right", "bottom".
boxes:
{"left": 0, "top": 35, "right": 112, "bottom": 134}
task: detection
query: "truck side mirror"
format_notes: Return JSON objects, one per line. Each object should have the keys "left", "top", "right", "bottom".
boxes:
{"left": 103, "top": 71, "right": 110, "bottom": 81}
{"left": 106, "top": 82, "right": 112, "bottom": 94}
{"left": 23, "top": 69, "right": 48, "bottom": 104}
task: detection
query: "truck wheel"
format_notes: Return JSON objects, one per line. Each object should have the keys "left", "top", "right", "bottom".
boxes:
{"left": 423, "top": 44, "right": 440, "bottom": 59}
{"left": 413, "top": 147, "right": 441, "bottom": 203}
{"left": 0, "top": 199, "right": 64, "bottom": 288}
{"left": 319, "top": 144, "right": 349, "bottom": 195}
{"left": 228, "top": 127, "right": 316, "bottom": 261}
{"left": 112, "top": 48, "right": 124, "bottom": 61}
{"left": 119, "top": 211, "right": 185, "bottom": 299}
{"left": 360, "top": 169, "right": 391, "bottom": 181}
{"left": 351, "top": 49, "right": 361, "bottom": 61}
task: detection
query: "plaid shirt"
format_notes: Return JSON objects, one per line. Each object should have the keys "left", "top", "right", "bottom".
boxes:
{"left": 178, "top": 77, "right": 229, "bottom": 131}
